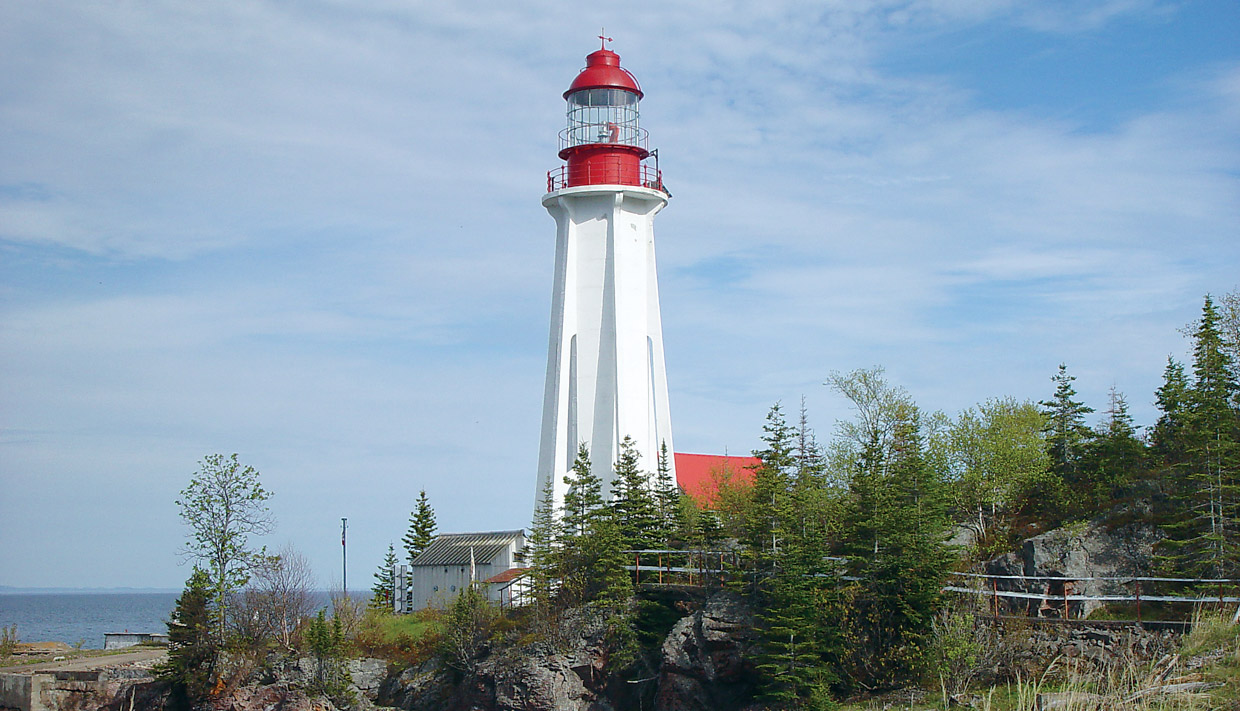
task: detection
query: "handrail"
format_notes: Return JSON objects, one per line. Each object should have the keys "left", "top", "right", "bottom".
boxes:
{"left": 546, "top": 161, "right": 665, "bottom": 193}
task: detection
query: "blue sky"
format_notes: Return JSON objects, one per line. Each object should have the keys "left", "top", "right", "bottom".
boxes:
{"left": 1, "top": 1, "right": 1237, "bottom": 590}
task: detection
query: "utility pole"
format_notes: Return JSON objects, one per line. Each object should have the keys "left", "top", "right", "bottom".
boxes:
{"left": 341, "top": 517, "right": 348, "bottom": 597}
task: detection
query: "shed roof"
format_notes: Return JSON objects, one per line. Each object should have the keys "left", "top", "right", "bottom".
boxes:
{"left": 411, "top": 530, "right": 524, "bottom": 567}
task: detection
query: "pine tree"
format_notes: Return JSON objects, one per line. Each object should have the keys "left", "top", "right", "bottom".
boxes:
{"left": 402, "top": 490, "right": 437, "bottom": 567}
{"left": 158, "top": 568, "right": 217, "bottom": 709}
{"left": 369, "top": 543, "right": 398, "bottom": 610}
{"left": 1039, "top": 364, "right": 1095, "bottom": 498}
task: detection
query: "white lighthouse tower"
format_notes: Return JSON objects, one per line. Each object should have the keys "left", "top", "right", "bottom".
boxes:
{"left": 536, "top": 40, "right": 675, "bottom": 511}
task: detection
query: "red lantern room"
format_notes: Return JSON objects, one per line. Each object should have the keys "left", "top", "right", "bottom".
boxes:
{"left": 549, "top": 39, "right": 664, "bottom": 192}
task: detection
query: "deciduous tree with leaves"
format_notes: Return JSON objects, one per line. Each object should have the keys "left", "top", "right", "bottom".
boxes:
{"left": 176, "top": 453, "right": 274, "bottom": 641}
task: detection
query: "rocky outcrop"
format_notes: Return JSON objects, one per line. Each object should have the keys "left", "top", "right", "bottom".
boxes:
{"left": 985, "top": 518, "right": 1163, "bottom": 617}
{"left": 379, "top": 606, "right": 617, "bottom": 711}
{"left": 654, "top": 592, "right": 758, "bottom": 711}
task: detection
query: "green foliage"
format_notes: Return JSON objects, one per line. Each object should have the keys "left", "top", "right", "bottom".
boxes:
{"left": 370, "top": 543, "right": 399, "bottom": 610}
{"left": 523, "top": 476, "right": 559, "bottom": 610}
{"left": 0, "top": 624, "right": 17, "bottom": 656}
{"left": 836, "top": 403, "right": 953, "bottom": 692}
{"left": 1151, "top": 356, "right": 1191, "bottom": 464}
{"left": 175, "top": 453, "right": 274, "bottom": 640}
{"left": 948, "top": 397, "right": 1053, "bottom": 543}
{"left": 403, "top": 490, "right": 437, "bottom": 567}
{"left": 611, "top": 435, "right": 661, "bottom": 550}
{"left": 559, "top": 444, "right": 632, "bottom": 607}
{"left": 354, "top": 607, "right": 444, "bottom": 665}
{"left": 654, "top": 441, "right": 681, "bottom": 536}
{"left": 157, "top": 568, "right": 218, "bottom": 708}
{"left": 439, "top": 585, "right": 496, "bottom": 677}
{"left": 1080, "top": 386, "right": 1146, "bottom": 506}
{"left": 1039, "top": 363, "right": 1095, "bottom": 496}
{"left": 305, "top": 608, "right": 354, "bottom": 705}
{"left": 1158, "top": 295, "right": 1240, "bottom": 581}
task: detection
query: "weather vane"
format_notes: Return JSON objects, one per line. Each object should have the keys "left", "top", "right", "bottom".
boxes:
{"left": 598, "top": 28, "right": 613, "bottom": 50}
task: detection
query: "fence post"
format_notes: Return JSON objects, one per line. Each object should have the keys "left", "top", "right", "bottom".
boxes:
{"left": 1135, "top": 580, "right": 1141, "bottom": 625}
{"left": 1063, "top": 580, "right": 1071, "bottom": 620}
{"left": 991, "top": 577, "right": 999, "bottom": 618}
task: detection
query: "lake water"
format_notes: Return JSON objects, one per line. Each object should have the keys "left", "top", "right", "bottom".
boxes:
{"left": 0, "top": 591, "right": 346, "bottom": 649}
{"left": 0, "top": 592, "right": 179, "bottom": 650}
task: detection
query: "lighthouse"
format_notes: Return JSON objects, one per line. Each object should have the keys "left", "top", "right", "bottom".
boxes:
{"left": 536, "top": 39, "right": 675, "bottom": 512}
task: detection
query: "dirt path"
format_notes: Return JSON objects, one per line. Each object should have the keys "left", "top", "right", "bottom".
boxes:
{"left": 1, "top": 647, "right": 166, "bottom": 674}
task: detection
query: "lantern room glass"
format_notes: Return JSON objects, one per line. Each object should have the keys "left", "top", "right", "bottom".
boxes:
{"left": 565, "top": 88, "right": 641, "bottom": 148}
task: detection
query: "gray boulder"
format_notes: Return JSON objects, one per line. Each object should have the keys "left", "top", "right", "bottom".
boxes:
{"left": 655, "top": 592, "right": 758, "bottom": 711}
{"left": 985, "top": 519, "right": 1162, "bottom": 618}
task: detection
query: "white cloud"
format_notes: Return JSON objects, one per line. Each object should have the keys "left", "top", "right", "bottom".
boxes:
{"left": 0, "top": 0, "right": 1236, "bottom": 588}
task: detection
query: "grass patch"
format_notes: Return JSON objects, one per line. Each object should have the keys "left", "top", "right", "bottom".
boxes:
{"left": 353, "top": 608, "right": 444, "bottom": 666}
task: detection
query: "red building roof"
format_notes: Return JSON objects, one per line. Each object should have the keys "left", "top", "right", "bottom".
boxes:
{"left": 674, "top": 452, "right": 760, "bottom": 506}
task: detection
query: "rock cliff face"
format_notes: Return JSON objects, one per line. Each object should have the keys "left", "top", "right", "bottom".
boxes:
{"left": 985, "top": 518, "right": 1163, "bottom": 617}
{"left": 378, "top": 592, "right": 757, "bottom": 711}
{"left": 655, "top": 592, "right": 757, "bottom": 711}
{"left": 380, "top": 606, "right": 616, "bottom": 711}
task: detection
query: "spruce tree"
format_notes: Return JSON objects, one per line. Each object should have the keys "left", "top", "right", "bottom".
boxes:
{"left": 369, "top": 543, "right": 398, "bottom": 610}
{"left": 611, "top": 435, "right": 660, "bottom": 550}
{"left": 1151, "top": 356, "right": 1191, "bottom": 465}
{"left": 838, "top": 404, "right": 951, "bottom": 690}
{"left": 1083, "top": 386, "right": 1145, "bottom": 503}
{"left": 559, "top": 444, "right": 631, "bottom": 606}
{"left": 402, "top": 490, "right": 437, "bottom": 567}
{"left": 524, "top": 477, "right": 559, "bottom": 608}
{"left": 158, "top": 568, "right": 217, "bottom": 709}
{"left": 654, "top": 441, "right": 680, "bottom": 543}
{"left": 1160, "top": 295, "right": 1240, "bottom": 580}
{"left": 1039, "top": 364, "right": 1095, "bottom": 499}
{"left": 744, "top": 403, "right": 797, "bottom": 567}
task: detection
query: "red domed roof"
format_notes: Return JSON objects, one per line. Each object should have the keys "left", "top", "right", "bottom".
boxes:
{"left": 564, "top": 48, "right": 643, "bottom": 99}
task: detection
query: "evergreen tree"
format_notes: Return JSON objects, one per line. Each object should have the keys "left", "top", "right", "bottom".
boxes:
{"left": 653, "top": 441, "right": 680, "bottom": 542}
{"left": 1160, "top": 295, "right": 1240, "bottom": 580}
{"left": 402, "top": 490, "right": 437, "bottom": 567}
{"left": 559, "top": 444, "right": 632, "bottom": 606}
{"left": 611, "top": 436, "right": 660, "bottom": 550}
{"left": 744, "top": 403, "right": 797, "bottom": 565}
{"left": 1150, "top": 356, "right": 1191, "bottom": 465}
{"left": 369, "top": 543, "right": 398, "bottom": 610}
{"left": 838, "top": 404, "right": 952, "bottom": 691}
{"left": 1083, "top": 386, "right": 1146, "bottom": 502}
{"left": 753, "top": 402, "right": 842, "bottom": 702}
{"left": 524, "top": 477, "right": 559, "bottom": 608}
{"left": 158, "top": 568, "right": 218, "bottom": 709}
{"left": 1039, "top": 364, "right": 1095, "bottom": 497}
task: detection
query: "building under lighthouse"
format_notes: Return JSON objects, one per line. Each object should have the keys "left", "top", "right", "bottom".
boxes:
{"left": 536, "top": 41, "right": 675, "bottom": 511}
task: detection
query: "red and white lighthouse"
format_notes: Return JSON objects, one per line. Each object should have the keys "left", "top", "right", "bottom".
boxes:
{"left": 536, "top": 40, "right": 675, "bottom": 511}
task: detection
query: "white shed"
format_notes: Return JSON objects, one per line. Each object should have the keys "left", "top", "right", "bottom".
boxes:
{"left": 408, "top": 530, "right": 525, "bottom": 609}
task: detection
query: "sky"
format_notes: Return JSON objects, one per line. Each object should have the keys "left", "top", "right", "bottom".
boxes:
{"left": 1, "top": 0, "right": 1237, "bottom": 591}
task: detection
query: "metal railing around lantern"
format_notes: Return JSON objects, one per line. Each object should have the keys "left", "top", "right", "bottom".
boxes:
{"left": 546, "top": 160, "right": 665, "bottom": 193}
